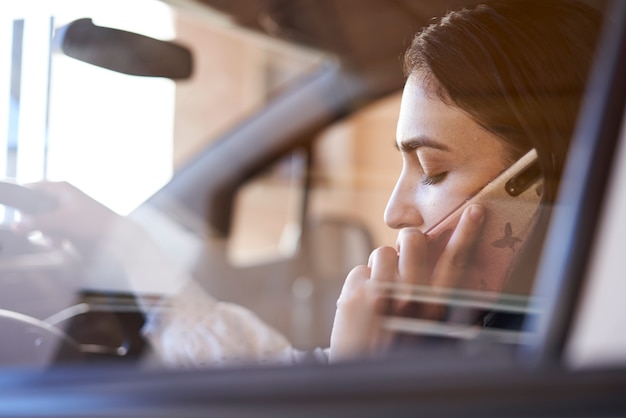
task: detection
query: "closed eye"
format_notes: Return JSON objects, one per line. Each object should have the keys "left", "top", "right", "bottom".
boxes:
{"left": 421, "top": 172, "right": 447, "bottom": 185}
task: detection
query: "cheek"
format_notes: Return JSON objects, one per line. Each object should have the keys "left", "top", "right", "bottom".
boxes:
{"left": 418, "top": 187, "right": 452, "bottom": 228}
{"left": 421, "top": 181, "right": 476, "bottom": 228}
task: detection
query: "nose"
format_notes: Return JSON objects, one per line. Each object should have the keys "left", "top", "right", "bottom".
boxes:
{"left": 384, "top": 173, "right": 425, "bottom": 229}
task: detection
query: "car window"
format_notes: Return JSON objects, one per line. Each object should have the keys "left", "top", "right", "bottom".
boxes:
{"left": 0, "top": 0, "right": 622, "bottom": 395}
{"left": 2, "top": 0, "right": 324, "bottom": 216}
{"left": 0, "top": 0, "right": 326, "bottom": 366}
{"left": 228, "top": 92, "right": 400, "bottom": 266}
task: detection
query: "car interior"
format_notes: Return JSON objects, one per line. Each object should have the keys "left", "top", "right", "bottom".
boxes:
{"left": 0, "top": 0, "right": 625, "bottom": 415}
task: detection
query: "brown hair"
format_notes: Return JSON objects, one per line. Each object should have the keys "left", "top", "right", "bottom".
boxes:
{"left": 404, "top": 0, "right": 602, "bottom": 203}
{"left": 404, "top": 1, "right": 603, "bottom": 301}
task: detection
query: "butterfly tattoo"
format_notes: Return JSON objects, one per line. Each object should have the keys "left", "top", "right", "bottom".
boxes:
{"left": 491, "top": 222, "right": 522, "bottom": 251}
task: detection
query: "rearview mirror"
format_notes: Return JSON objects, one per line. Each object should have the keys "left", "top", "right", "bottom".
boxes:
{"left": 52, "top": 18, "right": 193, "bottom": 80}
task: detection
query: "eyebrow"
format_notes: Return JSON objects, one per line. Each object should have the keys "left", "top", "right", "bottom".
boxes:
{"left": 395, "top": 136, "right": 451, "bottom": 153}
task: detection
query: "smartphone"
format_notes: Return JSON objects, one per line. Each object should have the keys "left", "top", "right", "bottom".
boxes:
{"left": 424, "top": 149, "right": 543, "bottom": 294}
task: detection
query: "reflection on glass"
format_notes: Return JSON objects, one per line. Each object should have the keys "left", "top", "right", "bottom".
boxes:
{"left": 0, "top": 0, "right": 604, "bottom": 371}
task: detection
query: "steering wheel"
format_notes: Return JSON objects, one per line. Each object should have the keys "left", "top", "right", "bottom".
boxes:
{"left": 0, "top": 180, "right": 84, "bottom": 366}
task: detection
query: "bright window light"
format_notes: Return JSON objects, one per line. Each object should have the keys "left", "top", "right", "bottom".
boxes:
{"left": 1, "top": 0, "right": 177, "bottom": 216}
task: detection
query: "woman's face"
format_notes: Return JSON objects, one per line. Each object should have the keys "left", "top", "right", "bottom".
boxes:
{"left": 385, "top": 74, "right": 512, "bottom": 231}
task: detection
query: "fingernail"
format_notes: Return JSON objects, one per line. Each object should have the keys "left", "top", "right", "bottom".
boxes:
{"left": 469, "top": 205, "right": 485, "bottom": 223}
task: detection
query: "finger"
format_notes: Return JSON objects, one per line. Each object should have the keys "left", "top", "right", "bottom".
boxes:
{"left": 12, "top": 208, "right": 63, "bottom": 236}
{"left": 367, "top": 246, "right": 398, "bottom": 314}
{"left": 20, "top": 180, "right": 66, "bottom": 201}
{"left": 366, "top": 246, "right": 403, "bottom": 350}
{"left": 13, "top": 181, "right": 68, "bottom": 230}
{"left": 426, "top": 204, "right": 485, "bottom": 318}
{"left": 431, "top": 204, "right": 485, "bottom": 287}
{"left": 331, "top": 265, "right": 381, "bottom": 360}
{"left": 15, "top": 181, "right": 117, "bottom": 242}
{"left": 395, "top": 228, "right": 427, "bottom": 313}
{"left": 336, "top": 265, "right": 372, "bottom": 310}
{"left": 368, "top": 246, "right": 398, "bottom": 282}
{"left": 23, "top": 180, "right": 68, "bottom": 191}
{"left": 22, "top": 181, "right": 80, "bottom": 209}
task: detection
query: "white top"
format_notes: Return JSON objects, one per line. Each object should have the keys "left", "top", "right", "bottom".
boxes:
{"left": 143, "top": 280, "right": 329, "bottom": 368}
{"left": 95, "top": 215, "right": 329, "bottom": 368}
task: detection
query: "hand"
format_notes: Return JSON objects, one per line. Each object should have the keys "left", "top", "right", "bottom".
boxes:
{"left": 329, "top": 204, "right": 485, "bottom": 361}
{"left": 11, "top": 181, "right": 121, "bottom": 250}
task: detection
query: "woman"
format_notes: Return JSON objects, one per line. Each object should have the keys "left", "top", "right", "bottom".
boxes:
{"left": 15, "top": 0, "right": 601, "bottom": 366}
{"left": 329, "top": 0, "right": 602, "bottom": 359}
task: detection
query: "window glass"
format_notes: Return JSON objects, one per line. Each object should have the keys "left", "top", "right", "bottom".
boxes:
{"left": 228, "top": 92, "right": 401, "bottom": 266}
{"left": 0, "top": 0, "right": 615, "bottom": 389}
{"left": 228, "top": 150, "right": 307, "bottom": 265}
{"left": 308, "top": 92, "right": 401, "bottom": 249}
{"left": 1, "top": 0, "right": 322, "bottom": 215}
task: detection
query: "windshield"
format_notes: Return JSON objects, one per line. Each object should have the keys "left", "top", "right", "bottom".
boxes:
{"left": 2, "top": 0, "right": 323, "bottom": 215}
